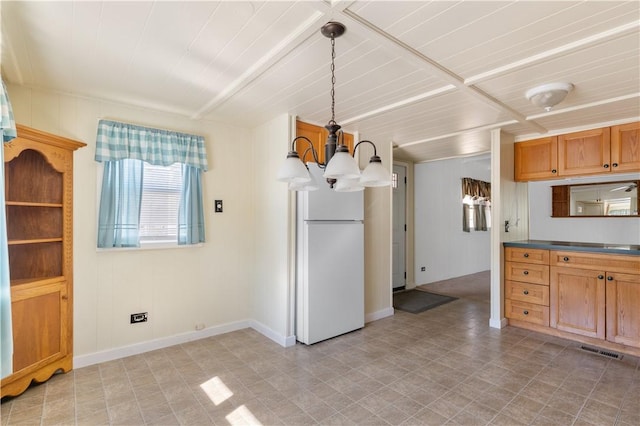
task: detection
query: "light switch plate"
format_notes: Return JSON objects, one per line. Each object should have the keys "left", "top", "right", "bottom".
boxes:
{"left": 214, "top": 200, "right": 223, "bottom": 213}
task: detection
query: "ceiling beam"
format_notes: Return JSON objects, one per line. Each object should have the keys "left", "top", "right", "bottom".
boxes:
{"left": 339, "top": 8, "right": 548, "bottom": 134}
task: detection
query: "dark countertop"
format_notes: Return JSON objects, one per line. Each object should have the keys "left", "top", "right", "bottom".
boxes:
{"left": 503, "top": 240, "right": 640, "bottom": 255}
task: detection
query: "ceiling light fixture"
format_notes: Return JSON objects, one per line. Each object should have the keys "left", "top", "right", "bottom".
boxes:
{"left": 525, "top": 82, "right": 574, "bottom": 112}
{"left": 277, "top": 22, "right": 391, "bottom": 192}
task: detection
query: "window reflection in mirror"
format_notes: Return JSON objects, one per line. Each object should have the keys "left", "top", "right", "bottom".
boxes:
{"left": 552, "top": 180, "right": 639, "bottom": 217}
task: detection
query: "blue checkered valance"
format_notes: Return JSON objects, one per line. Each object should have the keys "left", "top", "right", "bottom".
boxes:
{"left": 1, "top": 80, "right": 17, "bottom": 143}
{"left": 95, "top": 119, "right": 208, "bottom": 171}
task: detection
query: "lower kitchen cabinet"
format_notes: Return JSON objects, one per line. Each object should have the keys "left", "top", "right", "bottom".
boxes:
{"left": 606, "top": 272, "right": 640, "bottom": 347}
{"left": 505, "top": 245, "right": 640, "bottom": 355}
{"left": 550, "top": 266, "right": 605, "bottom": 339}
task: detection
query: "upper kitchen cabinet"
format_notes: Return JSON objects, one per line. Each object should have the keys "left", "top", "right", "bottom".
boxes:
{"left": 558, "top": 127, "right": 610, "bottom": 177}
{"left": 610, "top": 122, "right": 640, "bottom": 173}
{"left": 296, "top": 120, "right": 354, "bottom": 165}
{"left": 515, "top": 122, "right": 639, "bottom": 182}
{"left": 514, "top": 137, "right": 558, "bottom": 181}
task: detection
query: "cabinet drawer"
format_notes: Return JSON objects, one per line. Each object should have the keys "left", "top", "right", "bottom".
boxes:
{"left": 505, "top": 247, "right": 549, "bottom": 265}
{"left": 505, "top": 261, "right": 550, "bottom": 285}
{"left": 505, "top": 281, "right": 549, "bottom": 306}
{"left": 550, "top": 251, "right": 640, "bottom": 274}
{"left": 505, "top": 299, "right": 549, "bottom": 326}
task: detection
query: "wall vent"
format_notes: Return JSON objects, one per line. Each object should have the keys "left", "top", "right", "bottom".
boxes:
{"left": 580, "top": 345, "right": 622, "bottom": 360}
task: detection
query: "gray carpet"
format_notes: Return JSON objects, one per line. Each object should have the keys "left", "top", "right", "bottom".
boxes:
{"left": 393, "top": 289, "right": 457, "bottom": 314}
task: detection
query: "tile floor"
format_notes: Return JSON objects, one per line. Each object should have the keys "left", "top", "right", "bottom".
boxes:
{"left": 1, "top": 271, "right": 638, "bottom": 425}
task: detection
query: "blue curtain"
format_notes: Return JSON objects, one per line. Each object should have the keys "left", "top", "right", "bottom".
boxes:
{"left": 95, "top": 120, "right": 207, "bottom": 248}
{"left": 97, "top": 160, "right": 144, "bottom": 248}
{"left": 1, "top": 79, "right": 17, "bottom": 378}
{"left": 178, "top": 165, "right": 205, "bottom": 245}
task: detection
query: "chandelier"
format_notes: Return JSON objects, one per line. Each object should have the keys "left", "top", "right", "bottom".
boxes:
{"left": 277, "top": 22, "right": 391, "bottom": 192}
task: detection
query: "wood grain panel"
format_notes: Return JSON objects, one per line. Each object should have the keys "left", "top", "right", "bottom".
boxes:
{"left": 514, "top": 137, "right": 557, "bottom": 181}
{"left": 505, "top": 261, "right": 549, "bottom": 285}
{"left": 610, "top": 122, "right": 640, "bottom": 173}
{"left": 505, "top": 299, "right": 549, "bottom": 326}
{"left": 11, "top": 287, "right": 63, "bottom": 372}
{"left": 5, "top": 149, "right": 63, "bottom": 204}
{"left": 8, "top": 242, "right": 62, "bottom": 281}
{"left": 606, "top": 272, "right": 640, "bottom": 348}
{"left": 504, "top": 247, "right": 549, "bottom": 265}
{"left": 558, "top": 127, "right": 610, "bottom": 176}
{"left": 506, "top": 280, "right": 549, "bottom": 306}
{"left": 6, "top": 205, "right": 63, "bottom": 241}
{"left": 550, "top": 251, "right": 640, "bottom": 274}
{"left": 550, "top": 266, "right": 605, "bottom": 339}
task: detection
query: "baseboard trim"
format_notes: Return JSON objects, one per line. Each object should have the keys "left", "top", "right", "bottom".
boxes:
{"left": 365, "top": 307, "right": 394, "bottom": 323}
{"left": 74, "top": 319, "right": 251, "bottom": 368}
{"left": 489, "top": 317, "right": 508, "bottom": 329}
{"left": 249, "top": 320, "right": 296, "bottom": 347}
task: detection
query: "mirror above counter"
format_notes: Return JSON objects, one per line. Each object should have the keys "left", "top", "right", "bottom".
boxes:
{"left": 552, "top": 180, "right": 639, "bottom": 217}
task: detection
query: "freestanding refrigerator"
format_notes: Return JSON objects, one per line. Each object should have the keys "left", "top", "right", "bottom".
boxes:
{"left": 296, "top": 163, "right": 364, "bottom": 345}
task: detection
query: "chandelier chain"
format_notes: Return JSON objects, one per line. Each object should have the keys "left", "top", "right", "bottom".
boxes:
{"left": 329, "top": 35, "right": 336, "bottom": 126}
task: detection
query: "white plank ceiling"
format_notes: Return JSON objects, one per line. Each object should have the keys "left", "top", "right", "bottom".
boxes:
{"left": 2, "top": 1, "right": 639, "bottom": 163}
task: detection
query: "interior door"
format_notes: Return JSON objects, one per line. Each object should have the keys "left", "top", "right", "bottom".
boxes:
{"left": 392, "top": 164, "right": 406, "bottom": 289}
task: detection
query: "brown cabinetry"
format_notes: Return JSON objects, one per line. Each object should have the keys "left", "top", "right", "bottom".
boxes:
{"left": 610, "top": 121, "right": 640, "bottom": 173}
{"left": 514, "top": 122, "right": 639, "bottom": 181}
{"left": 514, "top": 137, "right": 557, "bottom": 181}
{"left": 296, "top": 120, "right": 354, "bottom": 164}
{"left": 1, "top": 125, "right": 85, "bottom": 398}
{"left": 558, "top": 127, "right": 610, "bottom": 177}
{"left": 504, "top": 248, "right": 550, "bottom": 326}
{"left": 505, "top": 245, "right": 640, "bottom": 355}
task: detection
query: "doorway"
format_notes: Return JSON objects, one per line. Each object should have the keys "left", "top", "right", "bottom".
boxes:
{"left": 392, "top": 164, "right": 406, "bottom": 290}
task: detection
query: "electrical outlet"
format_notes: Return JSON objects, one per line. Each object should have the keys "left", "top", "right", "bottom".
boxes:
{"left": 130, "top": 312, "right": 148, "bottom": 324}
{"left": 421, "top": 266, "right": 426, "bottom": 271}
{"left": 214, "top": 200, "right": 223, "bottom": 213}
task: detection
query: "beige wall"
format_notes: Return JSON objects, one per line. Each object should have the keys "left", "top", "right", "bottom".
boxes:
{"left": 6, "top": 83, "right": 394, "bottom": 360}
{"left": 7, "top": 84, "right": 255, "bottom": 359}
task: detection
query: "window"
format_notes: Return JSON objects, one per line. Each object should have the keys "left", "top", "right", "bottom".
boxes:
{"left": 95, "top": 120, "right": 208, "bottom": 248}
{"left": 138, "top": 162, "right": 182, "bottom": 244}
{"left": 462, "top": 177, "right": 491, "bottom": 232}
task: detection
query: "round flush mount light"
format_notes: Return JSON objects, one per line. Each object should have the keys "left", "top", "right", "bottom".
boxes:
{"left": 526, "top": 82, "right": 574, "bottom": 111}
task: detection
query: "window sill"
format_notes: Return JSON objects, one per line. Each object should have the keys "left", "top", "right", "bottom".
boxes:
{"left": 96, "top": 242, "right": 204, "bottom": 252}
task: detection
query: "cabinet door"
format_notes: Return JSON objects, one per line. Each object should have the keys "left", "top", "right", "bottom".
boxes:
{"left": 296, "top": 121, "right": 354, "bottom": 165}
{"left": 514, "top": 137, "right": 558, "bottom": 181}
{"left": 10, "top": 280, "right": 69, "bottom": 372}
{"left": 606, "top": 272, "right": 640, "bottom": 348}
{"left": 610, "top": 122, "right": 640, "bottom": 173}
{"left": 550, "top": 266, "right": 605, "bottom": 339}
{"left": 558, "top": 127, "right": 611, "bottom": 176}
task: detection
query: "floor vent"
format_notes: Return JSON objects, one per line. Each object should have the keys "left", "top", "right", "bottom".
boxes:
{"left": 580, "top": 345, "right": 623, "bottom": 360}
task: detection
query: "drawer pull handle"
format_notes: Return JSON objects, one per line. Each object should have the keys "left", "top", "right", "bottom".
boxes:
{"left": 612, "top": 163, "right": 618, "bottom": 168}
{"left": 523, "top": 271, "right": 529, "bottom": 275}
{"left": 523, "top": 253, "right": 529, "bottom": 258}
{"left": 523, "top": 290, "right": 529, "bottom": 295}
{"left": 563, "top": 257, "right": 569, "bottom": 262}
{"left": 523, "top": 310, "right": 529, "bottom": 315}
{"left": 598, "top": 275, "right": 604, "bottom": 280}
{"left": 552, "top": 169, "right": 557, "bottom": 174}
{"left": 607, "top": 276, "right": 614, "bottom": 281}
{"left": 603, "top": 164, "right": 609, "bottom": 169}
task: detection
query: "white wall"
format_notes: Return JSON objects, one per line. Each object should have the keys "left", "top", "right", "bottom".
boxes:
{"left": 251, "top": 114, "right": 295, "bottom": 345}
{"left": 529, "top": 172, "right": 640, "bottom": 245}
{"left": 414, "top": 155, "right": 492, "bottom": 284}
{"left": 7, "top": 84, "right": 256, "bottom": 363}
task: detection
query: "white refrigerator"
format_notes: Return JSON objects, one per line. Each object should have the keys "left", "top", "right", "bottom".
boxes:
{"left": 296, "top": 163, "right": 364, "bottom": 345}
